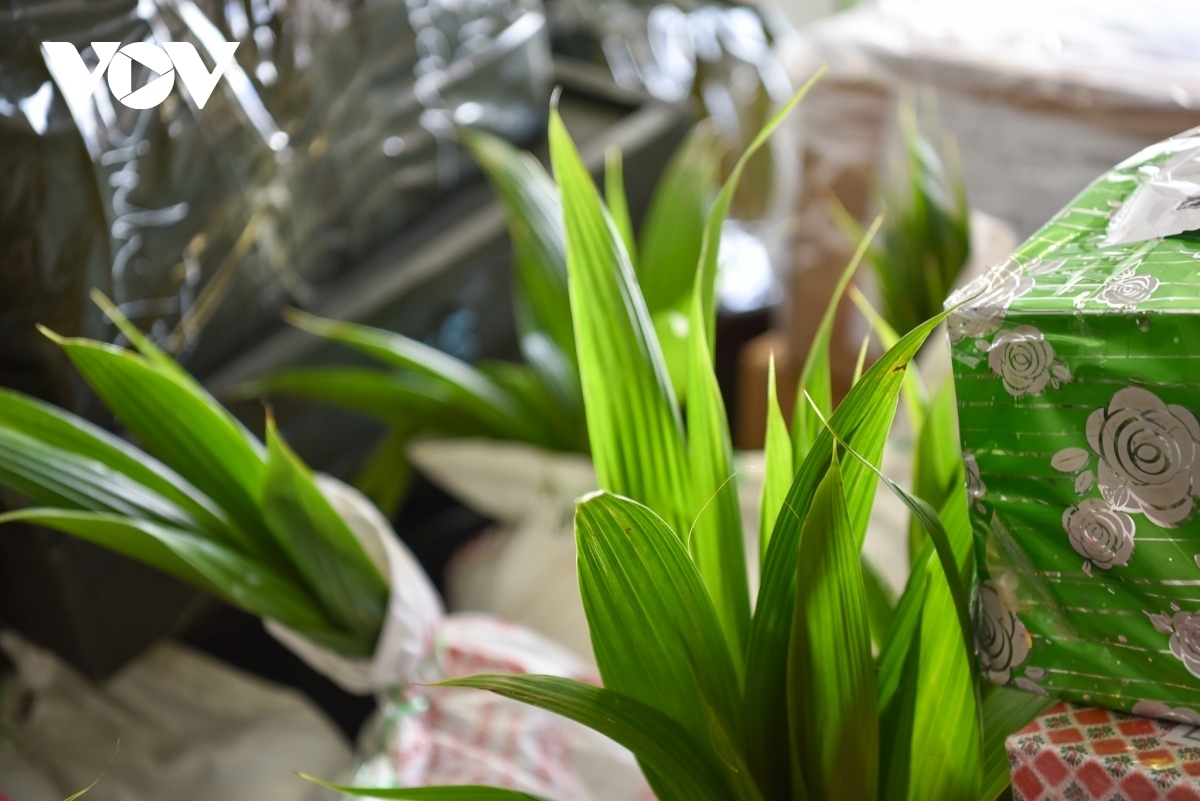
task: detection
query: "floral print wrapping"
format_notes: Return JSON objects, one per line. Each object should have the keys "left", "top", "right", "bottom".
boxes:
{"left": 950, "top": 127, "right": 1200, "bottom": 720}
{"left": 1007, "top": 702, "right": 1200, "bottom": 801}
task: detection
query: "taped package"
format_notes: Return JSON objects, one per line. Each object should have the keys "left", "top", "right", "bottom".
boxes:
{"left": 950, "top": 127, "right": 1200, "bottom": 715}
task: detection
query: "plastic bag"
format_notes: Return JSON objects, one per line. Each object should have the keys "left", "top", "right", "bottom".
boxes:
{"left": 0, "top": 739, "right": 59, "bottom": 801}
{"left": 0, "top": 632, "right": 353, "bottom": 801}
{"left": 1104, "top": 129, "right": 1200, "bottom": 247}
{"left": 0, "top": 0, "right": 553, "bottom": 404}
{"left": 267, "top": 475, "right": 653, "bottom": 799}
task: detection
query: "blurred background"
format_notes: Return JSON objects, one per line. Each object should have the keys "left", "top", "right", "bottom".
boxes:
{"left": 1, "top": 0, "right": 1199, "bottom": 797}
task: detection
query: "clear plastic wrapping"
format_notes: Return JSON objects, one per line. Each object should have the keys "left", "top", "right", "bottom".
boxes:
{"left": 0, "top": 0, "right": 553, "bottom": 407}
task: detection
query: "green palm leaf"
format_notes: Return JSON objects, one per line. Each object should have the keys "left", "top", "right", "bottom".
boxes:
{"left": 574, "top": 492, "right": 744, "bottom": 763}
{"left": 232, "top": 367, "right": 454, "bottom": 425}
{"left": 788, "top": 454, "right": 878, "bottom": 801}
{"left": 0, "top": 508, "right": 353, "bottom": 652}
{"left": 282, "top": 310, "right": 542, "bottom": 445}
{"left": 0, "top": 425, "right": 214, "bottom": 536}
{"left": 459, "top": 127, "right": 573, "bottom": 362}
{"left": 605, "top": 145, "right": 638, "bottom": 268}
{"left": 684, "top": 273, "right": 750, "bottom": 663}
{"left": 637, "top": 124, "right": 720, "bottom": 314}
{"left": 549, "top": 106, "right": 691, "bottom": 536}
{"left": 0, "top": 389, "right": 223, "bottom": 531}
{"left": 743, "top": 310, "right": 947, "bottom": 799}
{"left": 262, "top": 418, "right": 388, "bottom": 647}
{"left": 47, "top": 333, "right": 281, "bottom": 565}
{"left": 759, "top": 355, "right": 792, "bottom": 564}
{"left": 791, "top": 215, "right": 881, "bottom": 466}
{"left": 695, "top": 68, "right": 825, "bottom": 351}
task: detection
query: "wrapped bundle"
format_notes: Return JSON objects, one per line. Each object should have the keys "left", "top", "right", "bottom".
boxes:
{"left": 0, "top": 296, "right": 648, "bottom": 799}
{"left": 950, "top": 127, "right": 1200, "bottom": 715}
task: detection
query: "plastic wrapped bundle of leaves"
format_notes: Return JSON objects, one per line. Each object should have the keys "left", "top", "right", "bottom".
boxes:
{"left": 314, "top": 79, "right": 1051, "bottom": 801}
{"left": 0, "top": 292, "right": 388, "bottom": 659}
{"left": 0, "top": 293, "right": 661, "bottom": 796}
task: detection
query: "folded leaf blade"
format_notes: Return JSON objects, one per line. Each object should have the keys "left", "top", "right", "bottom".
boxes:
{"left": 51, "top": 336, "right": 277, "bottom": 562}
{"left": 0, "top": 388, "right": 227, "bottom": 536}
{"left": 759, "top": 355, "right": 793, "bottom": 564}
{"left": 460, "top": 127, "right": 574, "bottom": 362}
{"left": 574, "top": 492, "right": 743, "bottom": 763}
{"left": 743, "top": 310, "right": 947, "bottom": 798}
{"left": 549, "top": 109, "right": 690, "bottom": 535}
{"left": 787, "top": 455, "right": 878, "bottom": 801}
{"left": 262, "top": 419, "right": 388, "bottom": 645}
{"left": 0, "top": 509, "right": 347, "bottom": 651}
{"left": 685, "top": 277, "right": 750, "bottom": 666}
{"left": 283, "top": 311, "right": 539, "bottom": 444}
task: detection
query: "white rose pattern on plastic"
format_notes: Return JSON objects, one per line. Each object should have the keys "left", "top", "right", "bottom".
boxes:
{"left": 987, "top": 325, "right": 1071, "bottom": 398}
{"left": 1099, "top": 272, "right": 1159, "bottom": 309}
{"left": 1145, "top": 610, "right": 1200, "bottom": 680}
{"left": 1132, "top": 700, "right": 1200, "bottom": 724}
{"left": 1062, "top": 498, "right": 1135, "bottom": 572}
{"left": 1086, "top": 387, "right": 1200, "bottom": 528}
{"left": 974, "top": 581, "right": 1031, "bottom": 686}
{"left": 945, "top": 259, "right": 1034, "bottom": 344}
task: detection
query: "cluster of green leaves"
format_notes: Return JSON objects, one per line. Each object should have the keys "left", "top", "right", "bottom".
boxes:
{"left": 237, "top": 123, "right": 722, "bottom": 513}
{"left": 832, "top": 106, "right": 970, "bottom": 336}
{"left": 322, "top": 75, "right": 1050, "bottom": 801}
{"left": 0, "top": 292, "right": 388, "bottom": 658}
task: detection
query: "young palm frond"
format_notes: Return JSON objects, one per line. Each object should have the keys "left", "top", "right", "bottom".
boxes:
{"left": 0, "top": 293, "right": 388, "bottom": 658}
{"left": 322, "top": 70, "right": 1050, "bottom": 801}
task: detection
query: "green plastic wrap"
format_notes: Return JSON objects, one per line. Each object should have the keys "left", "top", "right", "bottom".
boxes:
{"left": 950, "top": 126, "right": 1200, "bottom": 721}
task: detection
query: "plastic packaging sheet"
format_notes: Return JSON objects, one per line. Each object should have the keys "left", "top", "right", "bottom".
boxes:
{"left": 0, "top": 0, "right": 553, "bottom": 402}
{"left": 0, "top": 633, "right": 353, "bottom": 801}
{"left": 948, "top": 127, "right": 1200, "bottom": 720}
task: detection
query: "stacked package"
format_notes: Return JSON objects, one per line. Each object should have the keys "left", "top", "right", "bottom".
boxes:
{"left": 951, "top": 126, "right": 1200, "bottom": 716}
{"left": 1007, "top": 702, "right": 1200, "bottom": 801}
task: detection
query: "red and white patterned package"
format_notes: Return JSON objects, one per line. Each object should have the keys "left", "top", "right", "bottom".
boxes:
{"left": 1008, "top": 701, "right": 1200, "bottom": 800}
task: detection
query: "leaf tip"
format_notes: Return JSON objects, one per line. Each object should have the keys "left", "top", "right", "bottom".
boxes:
{"left": 36, "top": 324, "right": 65, "bottom": 345}
{"left": 577, "top": 489, "right": 607, "bottom": 506}
{"left": 280, "top": 306, "right": 308, "bottom": 326}
{"left": 89, "top": 288, "right": 116, "bottom": 313}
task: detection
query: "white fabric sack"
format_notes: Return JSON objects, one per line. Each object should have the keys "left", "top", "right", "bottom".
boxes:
{"left": 265, "top": 476, "right": 652, "bottom": 800}
{"left": 410, "top": 440, "right": 598, "bottom": 663}
{"left": 0, "top": 632, "right": 352, "bottom": 801}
